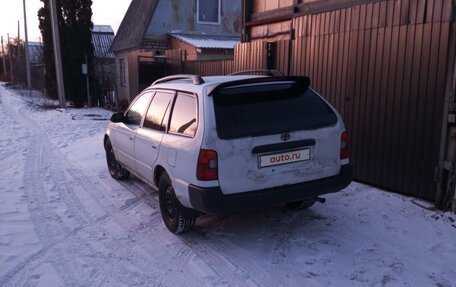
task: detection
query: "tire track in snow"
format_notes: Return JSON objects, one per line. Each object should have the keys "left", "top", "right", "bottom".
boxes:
{"left": 1, "top": 91, "right": 270, "bottom": 286}
{"left": 115, "top": 179, "right": 267, "bottom": 286}
{"left": 111, "top": 176, "right": 273, "bottom": 286}
{"left": 117, "top": 177, "right": 270, "bottom": 285}
{"left": 1, "top": 172, "right": 162, "bottom": 286}
{"left": 270, "top": 210, "right": 318, "bottom": 286}
{"left": 0, "top": 93, "right": 165, "bottom": 286}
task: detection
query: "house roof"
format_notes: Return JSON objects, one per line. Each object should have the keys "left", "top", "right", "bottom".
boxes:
{"left": 169, "top": 33, "right": 240, "bottom": 49}
{"left": 110, "top": 0, "right": 159, "bottom": 53}
{"left": 93, "top": 25, "right": 113, "bottom": 34}
{"left": 27, "top": 42, "right": 43, "bottom": 65}
{"left": 92, "top": 25, "right": 115, "bottom": 59}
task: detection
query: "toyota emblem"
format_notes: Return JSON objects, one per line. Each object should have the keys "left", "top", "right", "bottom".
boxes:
{"left": 281, "top": 133, "right": 290, "bottom": 141}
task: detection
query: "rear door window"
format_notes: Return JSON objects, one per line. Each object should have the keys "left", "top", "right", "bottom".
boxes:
{"left": 213, "top": 82, "right": 337, "bottom": 139}
{"left": 169, "top": 93, "right": 198, "bottom": 137}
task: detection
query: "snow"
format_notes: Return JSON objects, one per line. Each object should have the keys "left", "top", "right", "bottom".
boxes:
{"left": 169, "top": 33, "right": 240, "bottom": 49}
{"left": 0, "top": 83, "right": 455, "bottom": 287}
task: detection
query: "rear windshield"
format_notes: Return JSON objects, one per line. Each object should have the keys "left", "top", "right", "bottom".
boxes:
{"left": 213, "top": 83, "right": 337, "bottom": 139}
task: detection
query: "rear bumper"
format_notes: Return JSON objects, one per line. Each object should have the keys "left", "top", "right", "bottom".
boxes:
{"left": 189, "top": 164, "right": 353, "bottom": 215}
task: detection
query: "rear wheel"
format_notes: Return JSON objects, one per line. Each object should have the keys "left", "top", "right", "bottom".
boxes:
{"left": 285, "top": 199, "right": 316, "bottom": 210}
{"left": 159, "top": 173, "right": 196, "bottom": 234}
{"left": 105, "top": 138, "right": 130, "bottom": 180}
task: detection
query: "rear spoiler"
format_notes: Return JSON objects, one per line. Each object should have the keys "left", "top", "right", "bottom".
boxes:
{"left": 208, "top": 76, "right": 310, "bottom": 96}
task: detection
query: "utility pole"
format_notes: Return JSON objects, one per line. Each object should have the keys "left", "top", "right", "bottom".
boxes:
{"left": 7, "top": 34, "right": 14, "bottom": 82}
{"left": 23, "top": 0, "right": 32, "bottom": 90}
{"left": 17, "top": 21, "right": 20, "bottom": 58}
{"left": 84, "top": 54, "right": 91, "bottom": 107}
{"left": 50, "top": 0, "right": 66, "bottom": 107}
{"left": 1, "top": 36, "right": 7, "bottom": 80}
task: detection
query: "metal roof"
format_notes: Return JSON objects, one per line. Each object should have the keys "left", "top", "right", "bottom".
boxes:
{"left": 92, "top": 25, "right": 115, "bottom": 59}
{"left": 169, "top": 32, "right": 240, "bottom": 49}
{"left": 110, "top": 0, "right": 159, "bottom": 53}
{"left": 93, "top": 25, "right": 114, "bottom": 33}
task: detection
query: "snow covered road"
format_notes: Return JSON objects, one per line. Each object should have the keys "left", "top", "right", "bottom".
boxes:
{"left": 0, "top": 84, "right": 455, "bottom": 287}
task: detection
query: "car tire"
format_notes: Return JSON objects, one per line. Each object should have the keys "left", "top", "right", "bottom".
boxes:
{"left": 285, "top": 199, "right": 316, "bottom": 210}
{"left": 159, "top": 173, "right": 196, "bottom": 234}
{"left": 105, "top": 138, "right": 130, "bottom": 180}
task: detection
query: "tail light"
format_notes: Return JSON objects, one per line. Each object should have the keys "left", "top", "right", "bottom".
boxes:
{"left": 340, "top": 131, "right": 349, "bottom": 160}
{"left": 197, "top": 149, "right": 218, "bottom": 181}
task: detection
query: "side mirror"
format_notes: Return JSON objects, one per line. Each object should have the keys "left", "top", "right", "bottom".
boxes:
{"left": 110, "top": 112, "right": 126, "bottom": 123}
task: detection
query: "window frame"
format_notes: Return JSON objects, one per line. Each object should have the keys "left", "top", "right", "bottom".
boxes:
{"left": 196, "top": 0, "right": 221, "bottom": 25}
{"left": 142, "top": 90, "right": 175, "bottom": 132}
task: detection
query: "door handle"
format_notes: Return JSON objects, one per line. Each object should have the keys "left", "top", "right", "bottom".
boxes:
{"left": 129, "top": 136, "right": 134, "bottom": 141}
{"left": 152, "top": 144, "right": 158, "bottom": 150}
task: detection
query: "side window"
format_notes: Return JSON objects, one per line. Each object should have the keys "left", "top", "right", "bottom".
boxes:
{"left": 143, "top": 91, "right": 174, "bottom": 131}
{"left": 169, "top": 93, "right": 198, "bottom": 137}
{"left": 125, "top": 92, "right": 153, "bottom": 126}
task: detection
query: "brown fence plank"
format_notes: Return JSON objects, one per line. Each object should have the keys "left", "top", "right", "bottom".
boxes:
{"left": 384, "top": 1, "right": 402, "bottom": 189}
{"left": 416, "top": 0, "right": 427, "bottom": 24}
{"left": 333, "top": 10, "right": 343, "bottom": 112}
{"left": 359, "top": 4, "right": 374, "bottom": 181}
{"left": 386, "top": 0, "right": 395, "bottom": 26}
{"left": 351, "top": 6, "right": 367, "bottom": 179}
{"left": 322, "top": 14, "right": 331, "bottom": 98}
{"left": 372, "top": 2, "right": 380, "bottom": 28}
{"left": 403, "top": 22, "right": 424, "bottom": 194}
{"left": 377, "top": 23, "right": 398, "bottom": 188}
{"left": 341, "top": 7, "right": 353, "bottom": 119}
{"left": 394, "top": 24, "right": 413, "bottom": 193}
{"left": 372, "top": 2, "right": 389, "bottom": 184}
{"left": 276, "top": 40, "right": 290, "bottom": 75}
{"left": 409, "top": 0, "right": 418, "bottom": 24}
{"left": 413, "top": 22, "right": 432, "bottom": 197}
{"left": 364, "top": 3, "right": 379, "bottom": 182}
{"left": 425, "top": 0, "right": 435, "bottom": 23}
{"left": 400, "top": 0, "right": 411, "bottom": 25}
{"left": 432, "top": 0, "right": 443, "bottom": 22}
{"left": 442, "top": 0, "right": 452, "bottom": 21}
{"left": 393, "top": 0, "right": 402, "bottom": 26}
{"left": 313, "top": 13, "right": 321, "bottom": 83}
{"left": 421, "top": 22, "right": 444, "bottom": 198}
{"left": 369, "top": 26, "right": 386, "bottom": 184}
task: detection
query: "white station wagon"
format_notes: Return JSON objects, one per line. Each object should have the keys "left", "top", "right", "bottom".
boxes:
{"left": 104, "top": 73, "right": 352, "bottom": 233}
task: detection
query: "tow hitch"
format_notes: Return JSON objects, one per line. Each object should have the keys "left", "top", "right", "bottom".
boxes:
{"left": 315, "top": 196, "right": 326, "bottom": 204}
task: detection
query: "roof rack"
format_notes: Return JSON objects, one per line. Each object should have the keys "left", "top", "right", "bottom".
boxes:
{"left": 152, "top": 74, "right": 205, "bottom": 85}
{"left": 229, "top": 69, "right": 284, "bottom": 76}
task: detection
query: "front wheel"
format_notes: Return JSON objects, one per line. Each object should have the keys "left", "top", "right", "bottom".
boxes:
{"left": 159, "top": 173, "right": 196, "bottom": 234}
{"left": 105, "top": 138, "right": 130, "bottom": 180}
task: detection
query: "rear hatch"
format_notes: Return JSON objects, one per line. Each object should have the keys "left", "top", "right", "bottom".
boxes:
{"left": 208, "top": 77, "right": 343, "bottom": 195}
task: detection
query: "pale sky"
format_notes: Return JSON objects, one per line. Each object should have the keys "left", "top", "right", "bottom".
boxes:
{"left": 0, "top": 0, "right": 132, "bottom": 43}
